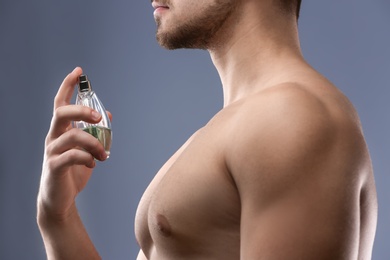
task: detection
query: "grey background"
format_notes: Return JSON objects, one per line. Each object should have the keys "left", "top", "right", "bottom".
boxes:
{"left": 0, "top": 0, "right": 389, "bottom": 259}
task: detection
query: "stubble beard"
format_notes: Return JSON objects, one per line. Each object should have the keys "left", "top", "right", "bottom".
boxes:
{"left": 155, "top": 0, "right": 236, "bottom": 50}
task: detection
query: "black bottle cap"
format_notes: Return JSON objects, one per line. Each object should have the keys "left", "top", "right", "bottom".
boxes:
{"left": 79, "top": 74, "right": 92, "bottom": 92}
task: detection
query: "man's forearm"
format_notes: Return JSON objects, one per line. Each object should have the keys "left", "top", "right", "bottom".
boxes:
{"left": 38, "top": 204, "right": 101, "bottom": 260}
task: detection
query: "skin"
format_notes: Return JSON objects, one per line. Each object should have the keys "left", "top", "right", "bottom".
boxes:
{"left": 37, "top": 0, "right": 378, "bottom": 259}
{"left": 38, "top": 67, "right": 107, "bottom": 259}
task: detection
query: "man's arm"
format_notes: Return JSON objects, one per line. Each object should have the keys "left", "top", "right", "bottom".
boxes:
{"left": 37, "top": 67, "right": 108, "bottom": 259}
{"left": 38, "top": 203, "right": 101, "bottom": 259}
{"left": 226, "top": 85, "right": 368, "bottom": 259}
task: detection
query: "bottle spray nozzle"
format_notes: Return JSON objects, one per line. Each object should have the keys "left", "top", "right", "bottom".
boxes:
{"left": 78, "top": 74, "right": 92, "bottom": 92}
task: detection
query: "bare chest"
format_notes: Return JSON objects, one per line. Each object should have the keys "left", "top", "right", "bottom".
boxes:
{"left": 135, "top": 129, "right": 241, "bottom": 258}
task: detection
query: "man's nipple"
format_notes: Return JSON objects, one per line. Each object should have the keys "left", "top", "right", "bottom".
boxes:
{"left": 155, "top": 214, "right": 172, "bottom": 237}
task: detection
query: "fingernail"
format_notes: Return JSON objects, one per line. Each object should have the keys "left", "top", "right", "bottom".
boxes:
{"left": 92, "top": 110, "right": 101, "bottom": 120}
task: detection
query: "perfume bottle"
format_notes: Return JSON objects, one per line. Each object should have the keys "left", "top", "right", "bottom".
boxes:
{"left": 74, "top": 74, "right": 112, "bottom": 158}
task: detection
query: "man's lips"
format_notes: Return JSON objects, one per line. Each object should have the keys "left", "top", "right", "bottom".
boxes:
{"left": 152, "top": 2, "right": 169, "bottom": 10}
{"left": 153, "top": 5, "right": 169, "bottom": 17}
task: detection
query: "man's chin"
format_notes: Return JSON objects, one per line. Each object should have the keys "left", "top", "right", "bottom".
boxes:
{"left": 156, "top": 32, "right": 206, "bottom": 50}
{"left": 156, "top": 33, "right": 180, "bottom": 50}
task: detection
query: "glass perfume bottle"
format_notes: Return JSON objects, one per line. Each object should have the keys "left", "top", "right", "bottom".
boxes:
{"left": 74, "top": 74, "right": 112, "bottom": 158}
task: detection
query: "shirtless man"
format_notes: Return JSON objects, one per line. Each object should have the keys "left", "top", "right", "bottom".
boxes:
{"left": 37, "top": 0, "right": 378, "bottom": 259}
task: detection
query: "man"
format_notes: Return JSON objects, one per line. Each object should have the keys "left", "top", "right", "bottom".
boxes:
{"left": 37, "top": 0, "right": 378, "bottom": 259}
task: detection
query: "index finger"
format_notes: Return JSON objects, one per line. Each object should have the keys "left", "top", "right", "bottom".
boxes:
{"left": 53, "top": 67, "right": 83, "bottom": 111}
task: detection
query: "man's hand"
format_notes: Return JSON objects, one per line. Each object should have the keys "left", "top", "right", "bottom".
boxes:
{"left": 37, "top": 67, "right": 108, "bottom": 259}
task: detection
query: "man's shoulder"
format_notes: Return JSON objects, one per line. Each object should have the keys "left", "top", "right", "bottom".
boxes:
{"left": 226, "top": 81, "right": 339, "bottom": 140}
{"left": 223, "top": 80, "right": 368, "bottom": 185}
{"left": 219, "top": 84, "right": 375, "bottom": 260}
{"left": 240, "top": 80, "right": 338, "bottom": 114}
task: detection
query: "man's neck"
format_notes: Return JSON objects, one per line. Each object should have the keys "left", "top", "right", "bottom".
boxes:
{"left": 209, "top": 1, "right": 305, "bottom": 107}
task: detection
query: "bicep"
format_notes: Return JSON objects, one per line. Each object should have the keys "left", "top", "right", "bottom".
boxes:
{"left": 240, "top": 184, "right": 359, "bottom": 259}
{"left": 235, "top": 127, "right": 361, "bottom": 259}
{"left": 235, "top": 131, "right": 360, "bottom": 259}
